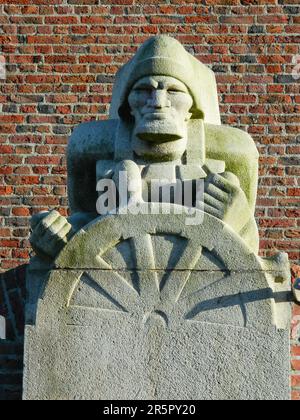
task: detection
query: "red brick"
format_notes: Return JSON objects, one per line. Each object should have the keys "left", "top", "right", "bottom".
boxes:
{"left": 0, "top": 186, "right": 13, "bottom": 195}
{"left": 45, "top": 16, "right": 79, "bottom": 25}
{"left": 292, "top": 391, "right": 300, "bottom": 401}
{"left": 21, "top": 5, "right": 39, "bottom": 14}
{"left": 0, "top": 228, "right": 11, "bottom": 237}
{"left": 12, "top": 207, "right": 31, "bottom": 217}
{"left": 286, "top": 230, "right": 300, "bottom": 239}
{"left": 12, "top": 249, "right": 30, "bottom": 259}
{"left": 221, "top": 16, "right": 255, "bottom": 24}
{"left": 25, "top": 156, "right": 61, "bottom": 165}
{"left": 259, "top": 219, "right": 296, "bottom": 228}
{"left": 286, "top": 210, "right": 300, "bottom": 219}
{"left": 0, "top": 249, "right": 11, "bottom": 259}
{"left": 292, "top": 375, "right": 300, "bottom": 388}
{"left": 150, "top": 16, "right": 182, "bottom": 24}
{"left": 0, "top": 166, "right": 13, "bottom": 175}
{"left": 288, "top": 189, "right": 300, "bottom": 197}
{"left": 0, "top": 240, "right": 20, "bottom": 248}
{"left": 185, "top": 16, "right": 217, "bottom": 24}
{"left": 25, "top": 75, "right": 60, "bottom": 84}
{"left": 292, "top": 359, "right": 300, "bottom": 372}
{"left": 292, "top": 346, "right": 300, "bottom": 357}
{"left": 258, "top": 15, "right": 289, "bottom": 24}
{"left": 81, "top": 16, "right": 113, "bottom": 25}
{"left": 0, "top": 145, "right": 14, "bottom": 154}
{"left": 27, "top": 35, "right": 62, "bottom": 44}
{"left": 49, "top": 95, "right": 78, "bottom": 104}
{"left": 224, "top": 95, "right": 257, "bottom": 104}
{"left": 79, "top": 55, "right": 112, "bottom": 64}
{"left": 5, "top": 175, "right": 39, "bottom": 185}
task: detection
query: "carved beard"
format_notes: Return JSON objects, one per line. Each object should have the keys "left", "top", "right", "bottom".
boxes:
{"left": 134, "top": 115, "right": 187, "bottom": 143}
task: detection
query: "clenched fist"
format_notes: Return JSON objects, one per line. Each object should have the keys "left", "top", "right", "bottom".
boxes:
{"left": 30, "top": 210, "right": 74, "bottom": 260}
{"left": 202, "top": 172, "right": 252, "bottom": 234}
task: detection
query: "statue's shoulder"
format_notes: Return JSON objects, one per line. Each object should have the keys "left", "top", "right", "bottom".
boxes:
{"left": 68, "top": 119, "right": 117, "bottom": 160}
{"left": 205, "top": 123, "right": 259, "bottom": 159}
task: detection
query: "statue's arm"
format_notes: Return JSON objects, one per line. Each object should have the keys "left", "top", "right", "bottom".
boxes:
{"left": 67, "top": 119, "right": 116, "bottom": 214}
{"left": 205, "top": 123, "right": 259, "bottom": 214}
{"left": 239, "top": 216, "right": 260, "bottom": 254}
{"left": 30, "top": 119, "right": 117, "bottom": 261}
{"left": 202, "top": 171, "right": 259, "bottom": 253}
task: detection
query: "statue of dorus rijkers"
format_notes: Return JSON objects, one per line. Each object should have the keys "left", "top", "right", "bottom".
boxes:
{"left": 24, "top": 36, "right": 293, "bottom": 401}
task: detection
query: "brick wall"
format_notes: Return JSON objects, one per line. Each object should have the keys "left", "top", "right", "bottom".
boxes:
{"left": 0, "top": 0, "right": 299, "bottom": 400}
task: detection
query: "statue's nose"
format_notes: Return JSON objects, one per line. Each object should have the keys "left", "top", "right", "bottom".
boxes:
{"left": 147, "top": 90, "right": 170, "bottom": 109}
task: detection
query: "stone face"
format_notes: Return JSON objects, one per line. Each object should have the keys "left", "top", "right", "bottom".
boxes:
{"left": 24, "top": 206, "right": 291, "bottom": 400}
{"left": 109, "top": 36, "right": 221, "bottom": 125}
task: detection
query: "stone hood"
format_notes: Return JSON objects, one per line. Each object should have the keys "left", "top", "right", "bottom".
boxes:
{"left": 109, "top": 35, "right": 221, "bottom": 126}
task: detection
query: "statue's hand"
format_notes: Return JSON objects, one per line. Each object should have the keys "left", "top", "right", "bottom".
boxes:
{"left": 30, "top": 210, "right": 73, "bottom": 260}
{"left": 203, "top": 172, "right": 252, "bottom": 233}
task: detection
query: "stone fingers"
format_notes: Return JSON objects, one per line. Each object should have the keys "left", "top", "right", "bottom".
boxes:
{"left": 221, "top": 171, "right": 241, "bottom": 188}
{"left": 47, "top": 216, "right": 72, "bottom": 237}
{"left": 31, "top": 211, "right": 50, "bottom": 230}
{"left": 32, "top": 225, "right": 70, "bottom": 260}
{"left": 38, "top": 218, "right": 71, "bottom": 246}
{"left": 203, "top": 203, "right": 223, "bottom": 220}
{"left": 43, "top": 228, "right": 67, "bottom": 248}
{"left": 205, "top": 182, "right": 229, "bottom": 204}
{"left": 32, "top": 210, "right": 62, "bottom": 239}
{"left": 203, "top": 192, "right": 224, "bottom": 212}
{"left": 206, "top": 173, "right": 238, "bottom": 196}
{"left": 30, "top": 210, "right": 73, "bottom": 260}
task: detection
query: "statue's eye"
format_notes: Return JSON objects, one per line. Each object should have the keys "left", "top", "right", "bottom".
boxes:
{"left": 135, "top": 87, "right": 152, "bottom": 93}
{"left": 168, "top": 88, "right": 184, "bottom": 94}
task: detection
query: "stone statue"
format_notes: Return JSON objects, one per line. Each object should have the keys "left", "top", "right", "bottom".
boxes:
{"left": 24, "top": 36, "right": 293, "bottom": 400}
{"left": 30, "top": 35, "right": 260, "bottom": 259}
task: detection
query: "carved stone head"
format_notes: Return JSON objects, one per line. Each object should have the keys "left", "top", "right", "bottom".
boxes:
{"left": 128, "top": 75, "right": 193, "bottom": 161}
{"left": 110, "top": 36, "right": 221, "bottom": 126}
{"left": 109, "top": 36, "right": 221, "bottom": 162}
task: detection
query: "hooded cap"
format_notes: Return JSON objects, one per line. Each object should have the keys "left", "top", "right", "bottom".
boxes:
{"left": 109, "top": 36, "right": 221, "bottom": 125}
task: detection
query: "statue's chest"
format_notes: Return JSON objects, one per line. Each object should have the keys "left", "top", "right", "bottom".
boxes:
{"left": 96, "top": 159, "right": 225, "bottom": 204}
{"left": 96, "top": 119, "right": 225, "bottom": 204}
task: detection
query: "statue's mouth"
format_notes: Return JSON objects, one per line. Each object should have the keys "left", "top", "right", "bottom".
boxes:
{"left": 143, "top": 112, "right": 169, "bottom": 121}
{"left": 137, "top": 132, "right": 182, "bottom": 142}
{"left": 135, "top": 114, "right": 184, "bottom": 143}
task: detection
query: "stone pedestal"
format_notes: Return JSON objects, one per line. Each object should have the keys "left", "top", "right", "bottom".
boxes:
{"left": 23, "top": 205, "right": 291, "bottom": 400}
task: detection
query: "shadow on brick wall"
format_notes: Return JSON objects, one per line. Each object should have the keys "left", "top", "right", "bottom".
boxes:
{"left": 0, "top": 265, "right": 27, "bottom": 401}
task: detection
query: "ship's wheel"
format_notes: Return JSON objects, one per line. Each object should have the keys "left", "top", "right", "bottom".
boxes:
{"left": 25, "top": 204, "right": 284, "bottom": 400}
{"left": 52, "top": 203, "right": 273, "bottom": 331}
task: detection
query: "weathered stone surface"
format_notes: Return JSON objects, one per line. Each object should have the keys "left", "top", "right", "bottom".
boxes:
{"left": 24, "top": 206, "right": 291, "bottom": 400}
{"left": 30, "top": 36, "right": 261, "bottom": 259}
{"left": 24, "top": 36, "right": 292, "bottom": 400}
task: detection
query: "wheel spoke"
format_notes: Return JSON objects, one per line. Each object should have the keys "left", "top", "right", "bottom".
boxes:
{"left": 160, "top": 241, "right": 203, "bottom": 304}
{"left": 131, "top": 234, "right": 160, "bottom": 303}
